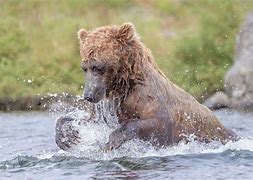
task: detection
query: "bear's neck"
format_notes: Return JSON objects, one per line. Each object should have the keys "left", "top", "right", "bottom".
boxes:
{"left": 140, "top": 46, "right": 170, "bottom": 86}
{"left": 109, "top": 45, "right": 175, "bottom": 106}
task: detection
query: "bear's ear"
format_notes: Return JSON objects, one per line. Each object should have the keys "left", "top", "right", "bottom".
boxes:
{"left": 78, "top": 29, "right": 88, "bottom": 41}
{"left": 117, "top": 22, "right": 136, "bottom": 42}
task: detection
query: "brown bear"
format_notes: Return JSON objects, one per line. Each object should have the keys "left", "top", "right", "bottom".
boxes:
{"left": 55, "top": 22, "right": 237, "bottom": 151}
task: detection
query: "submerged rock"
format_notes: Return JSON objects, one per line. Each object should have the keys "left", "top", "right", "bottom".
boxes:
{"left": 204, "top": 12, "right": 253, "bottom": 112}
{"left": 203, "top": 91, "right": 231, "bottom": 110}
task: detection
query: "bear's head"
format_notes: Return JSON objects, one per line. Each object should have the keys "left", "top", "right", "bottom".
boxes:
{"left": 78, "top": 22, "right": 145, "bottom": 103}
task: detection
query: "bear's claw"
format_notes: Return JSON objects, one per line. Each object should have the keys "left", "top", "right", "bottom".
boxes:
{"left": 55, "top": 116, "right": 81, "bottom": 150}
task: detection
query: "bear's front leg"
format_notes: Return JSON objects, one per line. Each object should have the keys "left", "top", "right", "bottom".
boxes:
{"left": 104, "top": 122, "right": 138, "bottom": 151}
{"left": 104, "top": 118, "right": 166, "bottom": 151}
{"left": 55, "top": 116, "right": 81, "bottom": 150}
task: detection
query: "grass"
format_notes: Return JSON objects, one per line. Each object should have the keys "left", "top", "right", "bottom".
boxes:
{"left": 0, "top": 0, "right": 252, "bottom": 100}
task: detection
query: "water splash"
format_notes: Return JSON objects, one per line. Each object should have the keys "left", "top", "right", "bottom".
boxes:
{"left": 72, "top": 125, "right": 253, "bottom": 161}
{"left": 49, "top": 100, "right": 253, "bottom": 161}
{"left": 52, "top": 109, "right": 253, "bottom": 161}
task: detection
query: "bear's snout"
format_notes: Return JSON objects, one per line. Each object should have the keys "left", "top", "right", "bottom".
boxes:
{"left": 84, "top": 93, "right": 95, "bottom": 102}
{"left": 84, "top": 88, "right": 105, "bottom": 103}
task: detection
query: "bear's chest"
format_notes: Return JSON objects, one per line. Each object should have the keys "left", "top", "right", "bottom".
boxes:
{"left": 116, "top": 103, "right": 140, "bottom": 123}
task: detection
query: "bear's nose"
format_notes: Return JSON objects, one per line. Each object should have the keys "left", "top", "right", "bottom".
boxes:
{"left": 84, "top": 95, "right": 94, "bottom": 102}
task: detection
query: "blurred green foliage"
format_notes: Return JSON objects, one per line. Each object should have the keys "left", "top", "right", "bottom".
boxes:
{"left": 168, "top": 0, "right": 248, "bottom": 100}
{"left": 0, "top": 0, "right": 252, "bottom": 100}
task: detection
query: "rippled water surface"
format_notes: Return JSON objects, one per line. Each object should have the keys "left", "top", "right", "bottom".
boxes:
{"left": 0, "top": 109, "right": 253, "bottom": 180}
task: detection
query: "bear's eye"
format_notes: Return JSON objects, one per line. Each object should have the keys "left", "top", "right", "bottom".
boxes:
{"left": 91, "top": 65, "right": 105, "bottom": 74}
{"left": 91, "top": 65, "right": 97, "bottom": 71}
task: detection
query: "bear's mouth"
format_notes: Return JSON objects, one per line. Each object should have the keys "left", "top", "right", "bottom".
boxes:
{"left": 84, "top": 96, "right": 102, "bottom": 103}
{"left": 84, "top": 88, "right": 105, "bottom": 103}
{"left": 84, "top": 96, "right": 99, "bottom": 103}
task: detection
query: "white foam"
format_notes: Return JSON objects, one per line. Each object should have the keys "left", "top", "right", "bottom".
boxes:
{"left": 52, "top": 106, "right": 253, "bottom": 161}
{"left": 65, "top": 111, "right": 253, "bottom": 160}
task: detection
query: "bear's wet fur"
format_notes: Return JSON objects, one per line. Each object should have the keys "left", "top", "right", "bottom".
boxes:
{"left": 55, "top": 22, "right": 237, "bottom": 151}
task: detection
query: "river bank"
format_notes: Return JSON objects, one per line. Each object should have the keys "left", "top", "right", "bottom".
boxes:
{"left": 0, "top": 93, "right": 83, "bottom": 111}
{"left": 0, "top": 93, "right": 251, "bottom": 112}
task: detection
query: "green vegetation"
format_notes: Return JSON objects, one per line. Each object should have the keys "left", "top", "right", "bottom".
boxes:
{"left": 0, "top": 0, "right": 252, "bottom": 100}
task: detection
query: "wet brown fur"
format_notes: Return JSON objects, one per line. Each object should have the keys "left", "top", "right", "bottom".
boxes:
{"left": 78, "top": 22, "right": 237, "bottom": 149}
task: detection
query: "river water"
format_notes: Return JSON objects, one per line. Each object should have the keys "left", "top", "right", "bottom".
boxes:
{"left": 0, "top": 109, "right": 253, "bottom": 179}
